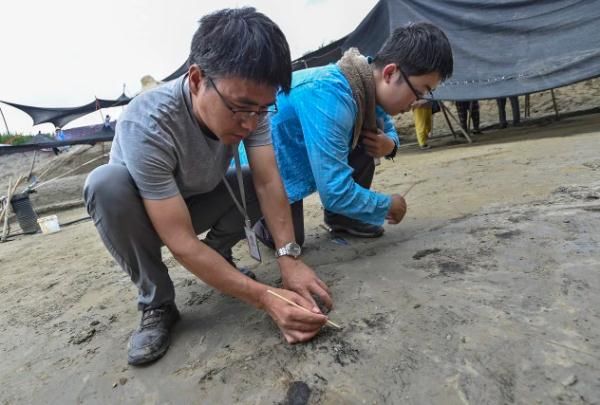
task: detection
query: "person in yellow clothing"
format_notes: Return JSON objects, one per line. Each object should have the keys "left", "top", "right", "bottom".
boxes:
{"left": 412, "top": 99, "right": 433, "bottom": 149}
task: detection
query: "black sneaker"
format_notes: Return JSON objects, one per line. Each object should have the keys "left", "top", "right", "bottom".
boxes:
{"left": 127, "top": 303, "right": 180, "bottom": 366}
{"left": 325, "top": 214, "right": 384, "bottom": 238}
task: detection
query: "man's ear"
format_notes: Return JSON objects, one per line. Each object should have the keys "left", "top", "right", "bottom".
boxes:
{"left": 381, "top": 63, "right": 398, "bottom": 83}
{"left": 188, "top": 64, "right": 205, "bottom": 94}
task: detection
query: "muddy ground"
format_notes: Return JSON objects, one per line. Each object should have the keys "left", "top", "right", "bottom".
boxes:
{"left": 1, "top": 111, "right": 599, "bottom": 404}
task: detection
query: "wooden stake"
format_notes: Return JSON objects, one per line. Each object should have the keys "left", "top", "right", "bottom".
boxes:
{"left": 1, "top": 179, "right": 13, "bottom": 242}
{"left": 439, "top": 101, "right": 457, "bottom": 139}
{"left": 402, "top": 182, "right": 418, "bottom": 197}
{"left": 440, "top": 102, "right": 472, "bottom": 143}
{"left": 27, "top": 150, "right": 38, "bottom": 181}
{"left": 0, "top": 105, "right": 10, "bottom": 135}
{"left": 267, "top": 290, "right": 342, "bottom": 329}
{"left": 550, "top": 89, "right": 560, "bottom": 120}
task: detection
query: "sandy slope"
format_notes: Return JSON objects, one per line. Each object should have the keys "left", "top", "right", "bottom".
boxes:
{"left": 1, "top": 113, "right": 599, "bottom": 403}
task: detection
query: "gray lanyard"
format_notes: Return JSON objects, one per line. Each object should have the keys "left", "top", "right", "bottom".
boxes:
{"left": 222, "top": 146, "right": 251, "bottom": 229}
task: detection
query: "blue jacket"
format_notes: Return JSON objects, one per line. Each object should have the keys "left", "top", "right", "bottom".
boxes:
{"left": 271, "top": 64, "right": 399, "bottom": 225}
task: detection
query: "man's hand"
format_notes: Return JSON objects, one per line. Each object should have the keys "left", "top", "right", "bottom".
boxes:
{"left": 261, "top": 287, "right": 329, "bottom": 343}
{"left": 278, "top": 257, "right": 333, "bottom": 312}
{"left": 386, "top": 194, "right": 407, "bottom": 224}
{"left": 361, "top": 129, "right": 396, "bottom": 158}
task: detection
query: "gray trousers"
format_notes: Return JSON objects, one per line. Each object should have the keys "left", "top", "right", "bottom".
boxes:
{"left": 83, "top": 164, "right": 262, "bottom": 310}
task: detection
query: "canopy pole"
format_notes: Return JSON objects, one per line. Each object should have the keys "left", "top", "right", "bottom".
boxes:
{"left": 467, "top": 101, "right": 472, "bottom": 134}
{"left": 440, "top": 102, "right": 472, "bottom": 143}
{"left": 0, "top": 106, "right": 10, "bottom": 135}
{"left": 524, "top": 94, "right": 531, "bottom": 118}
{"left": 439, "top": 101, "right": 457, "bottom": 139}
{"left": 550, "top": 89, "right": 560, "bottom": 120}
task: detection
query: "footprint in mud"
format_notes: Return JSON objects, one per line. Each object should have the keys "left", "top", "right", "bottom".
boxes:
{"left": 306, "top": 332, "right": 360, "bottom": 367}
{"left": 413, "top": 248, "right": 441, "bottom": 260}
{"left": 553, "top": 185, "right": 600, "bottom": 201}
{"left": 185, "top": 290, "right": 213, "bottom": 306}
{"left": 582, "top": 160, "right": 600, "bottom": 170}
{"left": 330, "top": 337, "right": 360, "bottom": 367}
{"left": 282, "top": 381, "right": 311, "bottom": 405}
{"left": 507, "top": 213, "right": 533, "bottom": 223}
{"left": 435, "top": 260, "right": 466, "bottom": 276}
{"left": 360, "top": 311, "right": 396, "bottom": 334}
{"left": 494, "top": 229, "right": 522, "bottom": 239}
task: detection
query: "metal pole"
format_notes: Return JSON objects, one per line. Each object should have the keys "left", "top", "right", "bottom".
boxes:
{"left": 441, "top": 102, "right": 472, "bottom": 143}
{"left": 467, "top": 101, "right": 472, "bottom": 134}
{"left": 550, "top": 89, "right": 560, "bottom": 120}
{"left": 524, "top": 94, "right": 530, "bottom": 118}
{"left": 439, "top": 101, "right": 457, "bottom": 139}
{"left": 0, "top": 105, "right": 10, "bottom": 135}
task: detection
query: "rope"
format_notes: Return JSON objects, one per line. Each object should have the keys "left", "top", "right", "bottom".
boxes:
{"left": 32, "top": 153, "right": 108, "bottom": 191}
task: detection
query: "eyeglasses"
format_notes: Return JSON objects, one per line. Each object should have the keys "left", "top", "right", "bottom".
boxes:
{"left": 207, "top": 76, "right": 278, "bottom": 120}
{"left": 398, "top": 66, "right": 434, "bottom": 101}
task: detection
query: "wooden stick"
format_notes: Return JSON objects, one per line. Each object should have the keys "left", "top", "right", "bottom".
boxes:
{"left": 11, "top": 175, "right": 24, "bottom": 196}
{"left": 27, "top": 150, "right": 38, "bottom": 181}
{"left": 440, "top": 102, "right": 472, "bottom": 143}
{"left": 1, "top": 179, "right": 13, "bottom": 242}
{"left": 267, "top": 290, "right": 342, "bottom": 329}
{"left": 32, "top": 153, "right": 108, "bottom": 191}
{"left": 402, "top": 182, "right": 418, "bottom": 197}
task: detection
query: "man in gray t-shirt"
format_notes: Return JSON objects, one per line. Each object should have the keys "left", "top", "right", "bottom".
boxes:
{"left": 84, "top": 8, "right": 332, "bottom": 366}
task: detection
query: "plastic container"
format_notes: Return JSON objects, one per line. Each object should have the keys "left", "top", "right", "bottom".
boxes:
{"left": 10, "top": 192, "right": 40, "bottom": 234}
{"left": 37, "top": 215, "right": 61, "bottom": 234}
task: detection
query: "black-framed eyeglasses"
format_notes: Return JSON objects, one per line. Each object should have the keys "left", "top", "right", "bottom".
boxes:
{"left": 398, "top": 66, "right": 434, "bottom": 101}
{"left": 207, "top": 76, "right": 278, "bottom": 120}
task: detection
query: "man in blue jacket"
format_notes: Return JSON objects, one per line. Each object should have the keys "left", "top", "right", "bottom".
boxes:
{"left": 258, "top": 23, "right": 454, "bottom": 246}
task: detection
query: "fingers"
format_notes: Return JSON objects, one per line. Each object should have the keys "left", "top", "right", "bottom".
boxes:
{"left": 361, "top": 129, "right": 379, "bottom": 139}
{"left": 296, "top": 290, "right": 320, "bottom": 313}
{"left": 361, "top": 134, "right": 378, "bottom": 146}
{"left": 310, "top": 284, "right": 333, "bottom": 310}
{"left": 283, "top": 329, "right": 320, "bottom": 344}
{"left": 315, "top": 277, "right": 331, "bottom": 295}
{"left": 281, "top": 305, "right": 328, "bottom": 330}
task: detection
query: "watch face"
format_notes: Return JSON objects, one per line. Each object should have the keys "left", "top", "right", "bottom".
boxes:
{"left": 288, "top": 243, "right": 302, "bottom": 257}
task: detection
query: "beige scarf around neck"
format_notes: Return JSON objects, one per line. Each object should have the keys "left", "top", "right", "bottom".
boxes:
{"left": 336, "top": 48, "right": 378, "bottom": 149}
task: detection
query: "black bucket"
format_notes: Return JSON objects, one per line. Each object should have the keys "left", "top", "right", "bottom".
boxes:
{"left": 10, "top": 192, "right": 40, "bottom": 234}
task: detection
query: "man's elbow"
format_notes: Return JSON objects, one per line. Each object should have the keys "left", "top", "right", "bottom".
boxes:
{"left": 166, "top": 236, "right": 200, "bottom": 263}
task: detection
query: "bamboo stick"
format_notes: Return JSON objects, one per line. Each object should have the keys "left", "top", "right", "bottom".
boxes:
{"left": 267, "top": 290, "right": 342, "bottom": 329}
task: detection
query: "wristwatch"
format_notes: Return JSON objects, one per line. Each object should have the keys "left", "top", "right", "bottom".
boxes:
{"left": 275, "top": 242, "right": 302, "bottom": 259}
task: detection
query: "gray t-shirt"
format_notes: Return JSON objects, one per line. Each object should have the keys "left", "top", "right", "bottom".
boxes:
{"left": 110, "top": 75, "right": 271, "bottom": 200}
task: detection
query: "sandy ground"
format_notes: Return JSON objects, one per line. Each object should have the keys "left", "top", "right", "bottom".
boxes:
{"left": 1, "top": 111, "right": 600, "bottom": 402}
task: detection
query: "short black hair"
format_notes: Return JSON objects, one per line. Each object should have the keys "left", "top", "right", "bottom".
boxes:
{"left": 373, "top": 22, "right": 453, "bottom": 81}
{"left": 190, "top": 7, "right": 292, "bottom": 92}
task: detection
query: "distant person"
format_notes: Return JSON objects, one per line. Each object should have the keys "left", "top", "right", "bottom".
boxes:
{"left": 455, "top": 100, "right": 481, "bottom": 134}
{"left": 52, "top": 127, "right": 64, "bottom": 155}
{"left": 255, "top": 23, "right": 453, "bottom": 244}
{"left": 84, "top": 8, "right": 332, "bottom": 366}
{"left": 412, "top": 99, "right": 434, "bottom": 149}
{"left": 496, "top": 96, "right": 520, "bottom": 128}
{"left": 103, "top": 114, "right": 112, "bottom": 130}
{"left": 55, "top": 127, "right": 66, "bottom": 141}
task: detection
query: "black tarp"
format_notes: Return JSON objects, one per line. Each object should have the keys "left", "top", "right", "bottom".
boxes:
{"left": 0, "top": 93, "right": 131, "bottom": 128}
{"left": 161, "top": 58, "right": 189, "bottom": 82}
{"left": 0, "top": 131, "right": 114, "bottom": 156}
{"left": 291, "top": 0, "right": 600, "bottom": 100}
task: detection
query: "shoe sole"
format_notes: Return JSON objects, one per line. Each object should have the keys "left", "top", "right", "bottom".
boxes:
{"left": 328, "top": 225, "right": 384, "bottom": 238}
{"left": 128, "top": 339, "right": 171, "bottom": 366}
